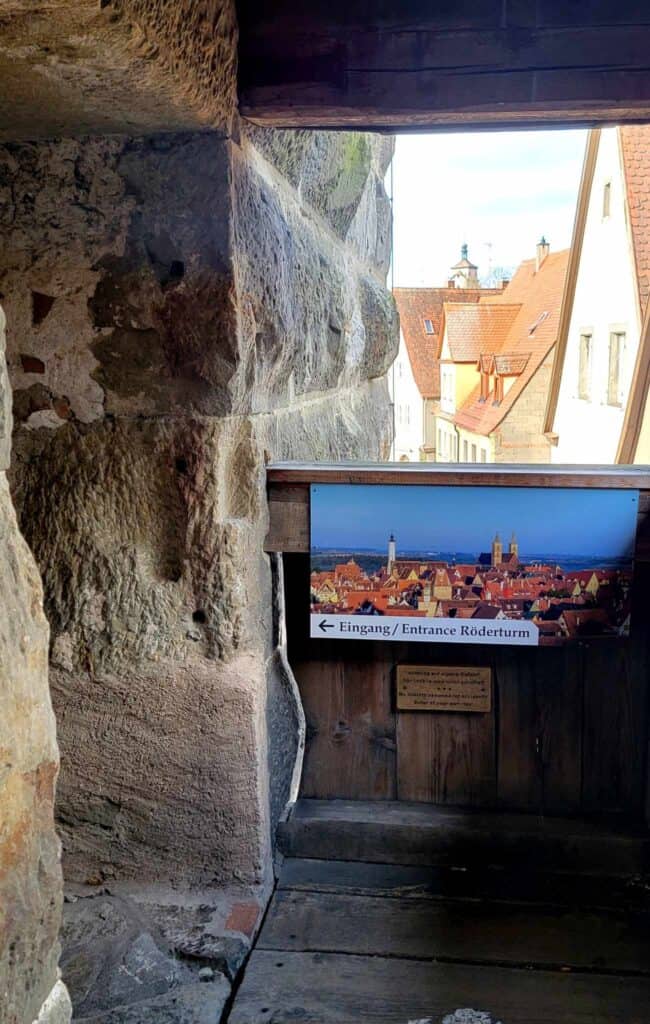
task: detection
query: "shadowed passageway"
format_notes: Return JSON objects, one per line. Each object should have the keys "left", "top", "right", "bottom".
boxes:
{"left": 228, "top": 801, "right": 650, "bottom": 1023}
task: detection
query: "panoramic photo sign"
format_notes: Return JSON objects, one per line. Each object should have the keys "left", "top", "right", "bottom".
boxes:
{"left": 309, "top": 484, "right": 638, "bottom": 647}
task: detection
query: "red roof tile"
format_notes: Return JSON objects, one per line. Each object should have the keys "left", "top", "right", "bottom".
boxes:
{"left": 393, "top": 286, "right": 500, "bottom": 398}
{"left": 443, "top": 303, "right": 521, "bottom": 362}
{"left": 620, "top": 126, "right": 650, "bottom": 316}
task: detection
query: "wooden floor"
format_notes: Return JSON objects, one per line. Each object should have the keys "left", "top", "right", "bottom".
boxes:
{"left": 228, "top": 804, "right": 650, "bottom": 1023}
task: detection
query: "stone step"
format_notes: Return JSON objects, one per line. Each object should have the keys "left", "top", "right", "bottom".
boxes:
{"left": 277, "top": 799, "right": 650, "bottom": 877}
{"left": 277, "top": 858, "right": 650, "bottom": 912}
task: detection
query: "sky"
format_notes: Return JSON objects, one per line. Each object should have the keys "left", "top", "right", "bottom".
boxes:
{"left": 311, "top": 485, "right": 638, "bottom": 558}
{"left": 389, "top": 129, "right": 588, "bottom": 287}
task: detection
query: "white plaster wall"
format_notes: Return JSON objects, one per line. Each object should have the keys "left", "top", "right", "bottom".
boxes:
{"left": 553, "top": 128, "right": 641, "bottom": 464}
{"left": 390, "top": 327, "right": 424, "bottom": 460}
{"left": 458, "top": 427, "right": 492, "bottom": 463}
{"left": 435, "top": 416, "right": 458, "bottom": 462}
{"left": 440, "top": 362, "right": 456, "bottom": 415}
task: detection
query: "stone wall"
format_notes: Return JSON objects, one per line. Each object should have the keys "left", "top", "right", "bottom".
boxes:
{"left": 0, "top": 305, "right": 70, "bottom": 1023}
{"left": 1, "top": 126, "right": 397, "bottom": 889}
{"left": 0, "top": 0, "right": 238, "bottom": 142}
{"left": 494, "top": 356, "right": 554, "bottom": 463}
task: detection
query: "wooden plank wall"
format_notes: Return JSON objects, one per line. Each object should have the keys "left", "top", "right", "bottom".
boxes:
{"left": 286, "top": 555, "right": 650, "bottom": 817}
{"left": 273, "top": 470, "right": 650, "bottom": 819}
{"left": 238, "top": 0, "right": 650, "bottom": 130}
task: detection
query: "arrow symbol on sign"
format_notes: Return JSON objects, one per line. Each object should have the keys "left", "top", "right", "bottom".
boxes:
{"left": 318, "top": 619, "right": 335, "bottom": 633}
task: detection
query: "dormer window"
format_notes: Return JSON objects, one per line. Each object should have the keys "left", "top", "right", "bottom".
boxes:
{"left": 423, "top": 319, "right": 434, "bottom": 335}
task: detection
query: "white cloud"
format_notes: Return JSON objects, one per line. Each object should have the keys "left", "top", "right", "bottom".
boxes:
{"left": 389, "top": 129, "right": 587, "bottom": 287}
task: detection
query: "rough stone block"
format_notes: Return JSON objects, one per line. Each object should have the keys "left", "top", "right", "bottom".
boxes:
{"left": 74, "top": 979, "right": 230, "bottom": 1024}
{"left": 2, "top": 125, "right": 397, "bottom": 897}
{"left": 0, "top": 472, "right": 64, "bottom": 1022}
{"left": 0, "top": 305, "right": 10, "bottom": 471}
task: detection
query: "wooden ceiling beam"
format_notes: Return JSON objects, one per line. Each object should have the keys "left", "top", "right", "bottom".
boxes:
{"left": 238, "top": 2, "right": 650, "bottom": 130}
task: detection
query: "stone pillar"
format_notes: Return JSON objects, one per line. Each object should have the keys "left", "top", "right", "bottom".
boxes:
{"left": 1, "top": 125, "right": 397, "bottom": 890}
{"left": 0, "top": 305, "right": 70, "bottom": 1023}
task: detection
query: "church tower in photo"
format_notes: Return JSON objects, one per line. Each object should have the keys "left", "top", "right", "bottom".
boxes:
{"left": 509, "top": 531, "right": 519, "bottom": 560}
{"left": 491, "top": 531, "right": 503, "bottom": 566}
{"left": 387, "top": 533, "right": 396, "bottom": 575}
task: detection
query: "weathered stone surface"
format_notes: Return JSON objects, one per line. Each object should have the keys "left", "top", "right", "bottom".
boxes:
{"left": 231, "top": 139, "right": 398, "bottom": 414}
{"left": 51, "top": 655, "right": 267, "bottom": 885}
{"left": 243, "top": 128, "right": 394, "bottom": 269}
{"left": 127, "top": 887, "right": 261, "bottom": 981}
{"left": 11, "top": 418, "right": 265, "bottom": 668}
{"left": 0, "top": 308, "right": 68, "bottom": 1023}
{"left": 2, "top": 124, "right": 397, "bottom": 894}
{"left": 1, "top": 134, "right": 238, "bottom": 424}
{"left": 76, "top": 980, "right": 230, "bottom": 1024}
{"left": 0, "top": 1, "right": 237, "bottom": 142}
{"left": 35, "top": 979, "right": 74, "bottom": 1024}
{"left": 62, "top": 896, "right": 190, "bottom": 1015}
{"left": 59, "top": 885, "right": 268, "bottom": 1019}
{"left": 442, "top": 1013, "right": 503, "bottom": 1024}
{"left": 0, "top": 305, "right": 10, "bottom": 470}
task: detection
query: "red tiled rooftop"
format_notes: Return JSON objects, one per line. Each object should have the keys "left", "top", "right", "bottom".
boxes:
{"left": 454, "top": 249, "right": 569, "bottom": 436}
{"left": 393, "top": 286, "right": 500, "bottom": 398}
{"left": 443, "top": 304, "right": 521, "bottom": 362}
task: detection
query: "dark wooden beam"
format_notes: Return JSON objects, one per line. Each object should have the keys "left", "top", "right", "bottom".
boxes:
{"left": 238, "top": 1, "right": 650, "bottom": 130}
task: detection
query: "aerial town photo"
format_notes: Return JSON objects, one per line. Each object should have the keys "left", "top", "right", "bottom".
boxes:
{"left": 310, "top": 484, "right": 637, "bottom": 645}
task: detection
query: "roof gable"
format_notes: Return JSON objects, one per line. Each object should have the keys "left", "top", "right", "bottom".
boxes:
{"left": 393, "top": 286, "right": 500, "bottom": 398}
{"left": 454, "top": 249, "right": 570, "bottom": 436}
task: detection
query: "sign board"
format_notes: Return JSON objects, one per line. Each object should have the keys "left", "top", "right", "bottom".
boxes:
{"left": 310, "top": 483, "right": 638, "bottom": 647}
{"left": 396, "top": 665, "right": 492, "bottom": 713}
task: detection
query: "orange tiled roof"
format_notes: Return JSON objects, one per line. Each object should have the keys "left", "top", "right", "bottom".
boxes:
{"left": 620, "top": 125, "right": 650, "bottom": 315}
{"left": 454, "top": 249, "right": 569, "bottom": 436}
{"left": 443, "top": 304, "right": 521, "bottom": 362}
{"left": 393, "top": 286, "right": 500, "bottom": 398}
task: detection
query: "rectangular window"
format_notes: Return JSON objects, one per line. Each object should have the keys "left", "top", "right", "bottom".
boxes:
{"left": 437, "top": 428, "right": 442, "bottom": 456}
{"left": 463, "top": 440, "right": 468, "bottom": 461}
{"left": 608, "top": 332, "right": 624, "bottom": 406}
{"left": 471, "top": 443, "right": 477, "bottom": 462}
{"left": 578, "top": 333, "right": 592, "bottom": 400}
{"left": 423, "top": 319, "right": 434, "bottom": 334}
{"left": 480, "top": 449, "right": 487, "bottom": 463}
{"left": 603, "top": 181, "right": 611, "bottom": 218}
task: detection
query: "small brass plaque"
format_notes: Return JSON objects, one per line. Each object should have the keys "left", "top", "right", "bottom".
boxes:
{"left": 396, "top": 665, "right": 492, "bottom": 713}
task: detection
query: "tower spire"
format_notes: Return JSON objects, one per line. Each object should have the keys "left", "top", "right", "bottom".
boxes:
{"left": 491, "top": 530, "right": 503, "bottom": 567}
{"left": 508, "top": 531, "right": 519, "bottom": 560}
